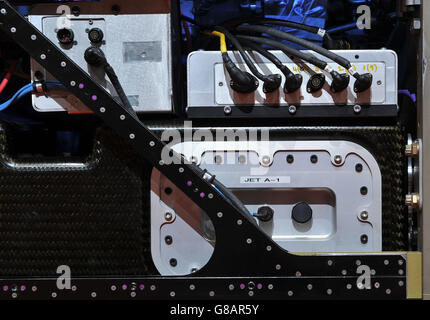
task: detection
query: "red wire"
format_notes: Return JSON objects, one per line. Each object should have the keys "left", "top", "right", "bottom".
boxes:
{"left": 0, "top": 60, "right": 18, "bottom": 95}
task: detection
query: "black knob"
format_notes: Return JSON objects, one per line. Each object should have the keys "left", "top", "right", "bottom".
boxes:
{"left": 307, "top": 73, "right": 325, "bottom": 93}
{"left": 254, "top": 206, "right": 274, "bottom": 222}
{"left": 292, "top": 202, "right": 313, "bottom": 224}
{"left": 88, "top": 28, "right": 104, "bottom": 44}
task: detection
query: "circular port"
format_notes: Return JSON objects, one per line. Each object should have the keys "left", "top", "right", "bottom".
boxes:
{"left": 88, "top": 28, "right": 104, "bottom": 44}
{"left": 57, "top": 28, "right": 74, "bottom": 45}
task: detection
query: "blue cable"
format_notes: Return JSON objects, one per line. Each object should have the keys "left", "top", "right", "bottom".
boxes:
{"left": 0, "top": 82, "right": 64, "bottom": 111}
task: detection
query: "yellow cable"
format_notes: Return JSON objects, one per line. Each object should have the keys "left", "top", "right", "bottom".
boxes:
{"left": 209, "top": 31, "right": 227, "bottom": 54}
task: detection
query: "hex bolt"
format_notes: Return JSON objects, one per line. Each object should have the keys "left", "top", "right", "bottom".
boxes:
{"left": 405, "top": 141, "right": 420, "bottom": 157}
{"left": 353, "top": 104, "right": 362, "bottom": 114}
{"left": 405, "top": 193, "right": 420, "bottom": 209}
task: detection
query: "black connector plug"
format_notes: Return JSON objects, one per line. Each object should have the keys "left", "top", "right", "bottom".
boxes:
{"left": 307, "top": 73, "right": 325, "bottom": 93}
{"left": 262, "top": 74, "right": 282, "bottom": 93}
{"left": 254, "top": 206, "right": 274, "bottom": 222}
{"left": 222, "top": 53, "right": 258, "bottom": 93}
{"left": 84, "top": 46, "right": 107, "bottom": 67}
{"left": 354, "top": 73, "right": 373, "bottom": 93}
{"left": 284, "top": 72, "right": 303, "bottom": 93}
{"left": 330, "top": 71, "right": 350, "bottom": 93}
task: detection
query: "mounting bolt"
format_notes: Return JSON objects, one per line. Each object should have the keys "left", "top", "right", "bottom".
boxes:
{"left": 261, "top": 155, "right": 271, "bottom": 166}
{"left": 165, "top": 212, "right": 173, "bottom": 222}
{"left": 1, "top": 8, "right": 7, "bottom": 15}
{"left": 405, "top": 193, "right": 420, "bottom": 209}
{"left": 334, "top": 155, "right": 343, "bottom": 165}
{"left": 353, "top": 104, "right": 362, "bottom": 114}
{"left": 224, "top": 106, "right": 232, "bottom": 115}
{"left": 288, "top": 105, "right": 297, "bottom": 115}
{"left": 405, "top": 140, "right": 420, "bottom": 157}
{"left": 360, "top": 211, "right": 369, "bottom": 220}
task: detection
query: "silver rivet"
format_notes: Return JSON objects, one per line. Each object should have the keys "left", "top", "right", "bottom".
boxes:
{"left": 130, "top": 292, "right": 136, "bottom": 297}
{"left": 398, "top": 269, "right": 404, "bottom": 275}
{"left": 170, "top": 291, "right": 175, "bottom": 297}
{"left": 246, "top": 238, "right": 252, "bottom": 244}
{"left": 228, "top": 284, "right": 234, "bottom": 291}
{"left": 371, "top": 269, "right": 376, "bottom": 275}
{"left": 70, "top": 81, "right": 76, "bottom": 86}
{"left": 237, "top": 219, "right": 242, "bottom": 225}
{"left": 12, "top": 293, "right": 17, "bottom": 299}
{"left": 179, "top": 167, "right": 184, "bottom": 173}
{"left": 224, "top": 106, "right": 232, "bottom": 115}
{"left": 208, "top": 193, "right": 214, "bottom": 199}
{"left": 91, "top": 292, "right": 97, "bottom": 298}
{"left": 327, "top": 260, "right": 333, "bottom": 266}
{"left": 353, "top": 104, "right": 362, "bottom": 114}
{"left": 398, "top": 259, "right": 404, "bottom": 266}
{"left": 268, "top": 284, "right": 274, "bottom": 290}
{"left": 150, "top": 285, "right": 156, "bottom": 291}
{"left": 71, "top": 285, "right": 77, "bottom": 291}
{"left": 275, "top": 264, "right": 281, "bottom": 270}
{"left": 32, "top": 286, "right": 37, "bottom": 292}
{"left": 111, "top": 285, "right": 117, "bottom": 291}
{"left": 384, "top": 259, "right": 389, "bottom": 265}
{"left": 341, "top": 270, "right": 347, "bottom": 276}
{"left": 40, "top": 54, "right": 46, "bottom": 60}
{"left": 10, "top": 27, "right": 16, "bottom": 33}
{"left": 398, "top": 281, "right": 404, "bottom": 287}
{"left": 288, "top": 105, "right": 297, "bottom": 114}
{"left": 149, "top": 141, "right": 155, "bottom": 147}
{"left": 159, "top": 160, "right": 165, "bottom": 166}
{"left": 120, "top": 115, "right": 125, "bottom": 120}
{"left": 209, "top": 291, "right": 215, "bottom": 297}
{"left": 307, "top": 284, "right": 313, "bottom": 290}
{"left": 327, "top": 289, "right": 333, "bottom": 295}
{"left": 346, "top": 284, "right": 352, "bottom": 290}
{"left": 31, "top": 35, "right": 37, "bottom": 40}
{"left": 266, "top": 245, "right": 272, "bottom": 252}
{"left": 334, "top": 155, "right": 342, "bottom": 165}
{"left": 374, "top": 282, "right": 380, "bottom": 288}
{"left": 129, "top": 134, "right": 135, "bottom": 139}
{"left": 99, "top": 107, "right": 106, "bottom": 113}
{"left": 360, "top": 211, "right": 368, "bottom": 220}
{"left": 1, "top": 8, "right": 6, "bottom": 14}
{"left": 217, "top": 212, "right": 223, "bottom": 218}
{"left": 262, "top": 155, "right": 271, "bottom": 165}
{"left": 61, "top": 61, "right": 66, "bottom": 67}
{"left": 288, "top": 290, "right": 293, "bottom": 296}
{"left": 296, "top": 271, "right": 301, "bottom": 277}
{"left": 248, "top": 291, "right": 254, "bottom": 297}
{"left": 386, "top": 289, "right": 391, "bottom": 295}
{"left": 189, "top": 284, "right": 195, "bottom": 290}
{"left": 52, "top": 292, "right": 57, "bottom": 298}
{"left": 356, "top": 260, "right": 361, "bottom": 266}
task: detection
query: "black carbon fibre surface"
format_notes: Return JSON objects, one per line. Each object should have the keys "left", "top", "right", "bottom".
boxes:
{"left": 0, "top": 123, "right": 407, "bottom": 278}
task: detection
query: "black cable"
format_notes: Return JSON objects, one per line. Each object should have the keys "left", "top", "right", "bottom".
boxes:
{"left": 215, "top": 26, "right": 281, "bottom": 93}
{"left": 236, "top": 35, "right": 351, "bottom": 93}
{"left": 84, "top": 46, "right": 135, "bottom": 115}
{"left": 236, "top": 35, "right": 327, "bottom": 70}
{"left": 239, "top": 38, "right": 303, "bottom": 93}
{"left": 236, "top": 24, "right": 354, "bottom": 74}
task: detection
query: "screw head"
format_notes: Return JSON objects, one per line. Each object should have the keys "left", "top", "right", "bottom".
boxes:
{"left": 224, "top": 106, "right": 232, "bottom": 115}
{"left": 360, "top": 211, "right": 368, "bottom": 220}
{"left": 334, "top": 155, "right": 343, "bottom": 165}
{"left": 261, "top": 155, "right": 271, "bottom": 166}
{"left": 360, "top": 234, "right": 368, "bottom": 244}
{"left": 1, "top": 8, "right": 7, "bottom": 14}
{"left": 353, "top": 104, "right": 362, "bottom": 114}
{"left": 288, "top": 105, "right": 297, "bottom": 114}
{"left": 165, "top": 212, "right": 173, "bottom": 221}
